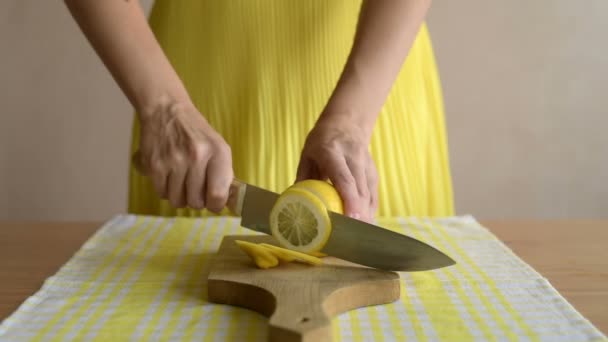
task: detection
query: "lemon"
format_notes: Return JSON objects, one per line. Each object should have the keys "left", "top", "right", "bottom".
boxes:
{"left": 289, "top": 179, "right": 344, "bottom": 213}
{"left": 269, "top": 180, "right": 343, "bottom": 253}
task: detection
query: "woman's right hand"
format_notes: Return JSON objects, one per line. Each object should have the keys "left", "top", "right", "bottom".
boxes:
{"left": 134, "top": 102, "right": 233, "bottom": 212}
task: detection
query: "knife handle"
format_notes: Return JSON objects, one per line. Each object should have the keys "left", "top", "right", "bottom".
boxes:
{"left": 226, "top": 178, "right": 246, "bottom": 216}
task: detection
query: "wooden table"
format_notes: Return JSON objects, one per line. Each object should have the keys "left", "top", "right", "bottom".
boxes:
{"left": 0, "top": 220, "right": 606, "bottom": 334}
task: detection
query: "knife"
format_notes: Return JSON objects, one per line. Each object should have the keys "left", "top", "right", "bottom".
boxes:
{"left": 227, "top": 179, "right": 455, "bottom": 271}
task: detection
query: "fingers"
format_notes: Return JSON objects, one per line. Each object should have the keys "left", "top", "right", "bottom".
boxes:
{"left": 185, "top": 161, "right": 206, "bottom": 210}
{"left": 345, "top": 157, "right": 371, "bottom": 221}
{"left": 366, "top": 155, "right": 379, "bottom": 220}
{"left": 184, "top": 142, "right": 210, "bottom": 209}
{"left": 167, "top": 157, "right": 187, "bottom": 208}
{"left": 300, "top": 146, "right": 377, "bottom": 221}
{"left": 321, "top": 156, "right": 363, "bottom": 220}
{"left": 165, "top": 150, "right": 232, "bottom": 212}
{"left": 151, "top": 164, "right": 168, "bottom": 199}
{"left": 205, "top": 146, "right": 233, "bottom": 213}
{"left": 161, "top": 144, "right": 232, "bottom": 212}
{"left": 133, "top": 150, "right": 169, "bottom": 199}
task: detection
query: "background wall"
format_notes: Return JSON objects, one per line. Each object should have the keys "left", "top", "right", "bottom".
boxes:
{"left": 427, "top": 1, "right": 607, "bottom": 218}
{"left": 1, "top": 1, "right": 606, "bottom": 221}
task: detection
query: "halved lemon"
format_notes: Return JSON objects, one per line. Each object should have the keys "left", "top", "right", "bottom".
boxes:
{"left": 289, "top": 179, "right": 344, "bottom": 213}
{"left": 269, "top": 180, "right": 343, "bottom": 253}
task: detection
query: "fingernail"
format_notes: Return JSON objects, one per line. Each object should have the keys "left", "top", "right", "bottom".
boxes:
{"left": 349, "top": 213, "right": 360, "bottom": 220}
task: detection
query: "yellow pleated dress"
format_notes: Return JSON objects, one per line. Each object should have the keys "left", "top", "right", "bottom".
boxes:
{"left": 128, "top": 0, "right": 454, "bottom": 218}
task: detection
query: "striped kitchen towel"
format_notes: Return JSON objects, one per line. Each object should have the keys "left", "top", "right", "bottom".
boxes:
{"left": 0, "top": 215, "right": 605, "bottom": 341}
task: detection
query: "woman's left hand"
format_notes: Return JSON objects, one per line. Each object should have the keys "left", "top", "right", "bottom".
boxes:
{"left": 296, "top": 114, "right": 378, "bottom": 222}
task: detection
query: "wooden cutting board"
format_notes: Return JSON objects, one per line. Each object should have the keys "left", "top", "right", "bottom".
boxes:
{"left": 207, "top": 235, "right": 401, "bottom": 342}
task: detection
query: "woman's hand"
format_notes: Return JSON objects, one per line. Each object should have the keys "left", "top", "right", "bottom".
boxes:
{"left": 296, "top": 114, "right": 378, "bottom": 222}
{"left": 296, "top": 0, "right": 432, "bottom": 221}
{"left": 134, "top": 102, "right": 233, "bottom": 212}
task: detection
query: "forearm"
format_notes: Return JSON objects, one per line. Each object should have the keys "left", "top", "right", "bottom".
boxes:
{"left": 65, "top": 0, "right": 191, "bottom": 118}
{"left": 323, "top": 0, "right": 432, "bottom": 137}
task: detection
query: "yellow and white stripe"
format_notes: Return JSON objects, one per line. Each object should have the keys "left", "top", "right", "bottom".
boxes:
{"left": 0, "top": 215, "right": 605, "bottom": 342}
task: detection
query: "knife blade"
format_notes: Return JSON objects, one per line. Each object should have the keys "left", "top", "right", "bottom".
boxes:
{"left": 322, "top": 212, "right": 455, "bottom": 271}
{"left": 227, "top": 179, "right": 456, "bottom": 271}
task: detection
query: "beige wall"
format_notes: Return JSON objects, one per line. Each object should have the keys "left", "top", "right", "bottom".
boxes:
{"left": 1, "top": 1, "right": 606, "bottom": 221}
{"left": 1, "top": 1, "right": 132, "bottom": 221}
{"left": 427, "top": 1, "right": 608, "bottom": 218}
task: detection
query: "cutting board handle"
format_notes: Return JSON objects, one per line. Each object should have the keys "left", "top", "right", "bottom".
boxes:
{"left": 209, "top": 279, "right": 334, "bottom": 342}
{"left": 268, "top": 292, "right": 332, "bottom": 342}
{"left": 226, "top": 178, "right": 246, "bottom": 216}
{"left": 210, "top": 278, "right": 400, "bottom": 342}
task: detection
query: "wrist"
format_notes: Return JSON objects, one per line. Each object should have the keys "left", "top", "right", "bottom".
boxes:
{"left": 322, "top": 82, "right": 382, "bottom": 139}
{"left": 137, "top": 93, "right": 194, "bottom": 122}
{"left": 317, "top": 109, "right": 376, "bottom": 142}
{"left": 320, "top": 87, "right": 379, "bottom": 136}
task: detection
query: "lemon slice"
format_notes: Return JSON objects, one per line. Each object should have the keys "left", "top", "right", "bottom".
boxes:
{"left": 235, "top": 240, "right": 279, "bottom": 269}
{"left": 260, "top": 243, "right": 323, "bottom": 265}
{"left": 269, "top": 180, "right": 343, "bottom": 253}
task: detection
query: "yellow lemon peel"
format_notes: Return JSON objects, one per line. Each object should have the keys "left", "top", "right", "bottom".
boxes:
{"left": 289, "top": 180, "right": 344, "bottom": 213}
{"left": 235, "top": 240, "right": 278, "bottom": 269}
{"left": 260, "top": 243, "right": 323, "bottom": 265}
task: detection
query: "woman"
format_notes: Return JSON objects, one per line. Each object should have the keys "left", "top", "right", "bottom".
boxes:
{"left": 66, "top": 0, "right": 454, "bottom": 220}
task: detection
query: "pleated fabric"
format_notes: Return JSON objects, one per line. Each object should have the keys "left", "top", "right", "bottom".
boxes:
{"left": 128, "top": 0, "right": 454, "bottom": 217}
